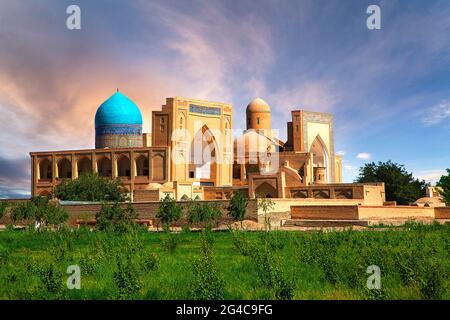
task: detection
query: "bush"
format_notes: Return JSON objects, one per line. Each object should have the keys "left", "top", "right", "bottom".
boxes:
{"left": 228, "top": 191, "right": 247, "bottom": 226}
{"left": 419, "top": 258, "right": 447, "bottom": 300}
{"left": 191, "top": 231, "right": 224, "bottom": 300}
{"left": 160, "top": 233, "right": 179, "bottom": 254}
{"left": 96, "top": 202, "right": 138, "bottom": 233}
{"left": 0, "top": 244, "right": 9, "bottom": 265}
{"left": 156, "top": 194, "right": 182, "bottom": 230}
{"left": 260, "top": 232, "right": 285, "bottom": 251}
{"left": 436, "top": 168, "right": 450, "bottom": 205}
{"left": 79, "top": 253, "right": 99, "bottom": 275}
{"left": 113, "top": 255, "right": 141, "bottom": 299}
{"left": 54, "top": 172, "right": 126, "bottom": 202}
{"left": 230, "top": 229, "right": 253, "bottom": 256}
{"left": 188, "top": 201, "right": 222, "bottom": 228}
{"left": 0, "top": 202, "right": 9, "bottom": 219}
{"left": 10, "top": 197, "right": 68, "bottom": 230}
{"left": 36, "top": 262, "right": 63, "bottom": 294}
{"left": 140, "top": 251, "right": 159, "bottom": 272}
{"left": 252, "top": 245, "right": 294, "bottom": 300}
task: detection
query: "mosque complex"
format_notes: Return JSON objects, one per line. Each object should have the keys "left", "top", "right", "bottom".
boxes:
{"left": 30, "top": 91, "right": 353, "bottom": 200}
{"left": 29, "top": 91, "right": 448, "bottom": 225}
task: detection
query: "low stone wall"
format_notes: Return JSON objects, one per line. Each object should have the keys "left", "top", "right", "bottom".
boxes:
{"left": 62, "top": 199, "right": 258, "bottom": 225}
{"left": 291, "top": 205, "right": 359, "bottom": 220}
{"left": 289, "top": 204, "right": 447, "bottom": 222}
{"left": 358, "top": 206, "right": 435, "bottom": 220}
{"left": 432, "top": 206, "right": 450, "bottom": 219}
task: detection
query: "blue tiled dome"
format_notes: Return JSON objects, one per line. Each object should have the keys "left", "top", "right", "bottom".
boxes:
{"left": 95, "top": 91, "right": 143, "bottom": 127}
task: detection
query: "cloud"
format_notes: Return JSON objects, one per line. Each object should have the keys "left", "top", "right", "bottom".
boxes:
{"left": 336, "top": 150, "right": 346, "bottom": 156}
{"left": 356, "top": 153, "right": 371, "bottom": 160}
{"left": 415, "top": 170, "right": 446, "bottom": 184}
{"left": 422, "top": 101, "right": 450, "bottom": 126}
{"left": 268, "top": 81, "right": 339, "bottom": 118}
{"left": 0, "top": 157, "right": 30, "bottom": 199}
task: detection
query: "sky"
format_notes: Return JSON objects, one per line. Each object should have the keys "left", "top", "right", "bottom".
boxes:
{"left": 0, "top": 0, "right": 449, "bottom": 198}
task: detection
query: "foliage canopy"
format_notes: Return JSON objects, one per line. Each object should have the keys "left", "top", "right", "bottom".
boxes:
{"left": 54, "top": 173, "right": 126, "bottom": 202}
{"left": 355, "top": 160, "right": 428, "bottom": 205}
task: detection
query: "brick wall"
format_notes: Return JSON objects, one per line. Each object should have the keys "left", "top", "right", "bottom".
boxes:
{"left": 61, "top": 199, "right": 258, "bottom": 225}
{"left": 358, "top": 206, "right": 435, "bottom": 220}
{"left": 291, "top": 205, "right": 359, "bottom": 220}
{"left": 433, "top": 207, "right": 450, "bottom": 219}
{"left": 134, "top": 189, "right": 160, "bottom": 202}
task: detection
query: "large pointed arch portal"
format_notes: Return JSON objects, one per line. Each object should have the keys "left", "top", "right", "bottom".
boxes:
{"left": 190, "top": 125, "right": 219, "bottom": 185}
{"left": 310, "top": 135, "right": 329, "bottom": 183}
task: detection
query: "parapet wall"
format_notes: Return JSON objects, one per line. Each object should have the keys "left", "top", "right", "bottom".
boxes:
{"left": 358, "top": 206, "right": 435, "bottom": 220}
{"left": 291, "top": 205, "right": 359, "bottom": 220}
{"left": 61, "top": 199, "right": 258, "bottom": 225}
{"left": 290, "top": 204, "right": 446, "bottom": 221}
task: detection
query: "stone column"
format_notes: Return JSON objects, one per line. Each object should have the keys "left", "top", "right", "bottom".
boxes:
{"left": 52, "top": 154, "right": 57, "bottom": 182}
{"left": 131, "top": 151, "right": 136, "bottom": 179}
{"left": 112, "top": 152, "right": 118, "bottom": 178}
{"left": 92, "top": 152, "right": 97, "bottom": 173}
{"left": 72, "top": 153, "right": 78, "bottom": 179}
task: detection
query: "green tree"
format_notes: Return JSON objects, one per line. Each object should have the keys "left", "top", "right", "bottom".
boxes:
{"left": 187, "top": 201, "right": 222, "bottom": 228}
{"left": 228, "top": 191, "right": 248, "bottom": 227}
{"left": 10, "top": 197, "right": 68, "bottom": 230}
{"left": 53, "top": 173, "right": 126, "bottom": 202}
{"left": 257, "top": 196, "right": 275, "bottom": 231}
{"left": 355, "top": 161, "right": 428, "bottom": 205}
{"left": 156, "top": 194, "right": 182, "bottom": 231}
{"left": 436, "top": 168, "right": 450, "bottom": 205}
{"left": 0, "top": 202, "right": 9, "bottom": 219}
{"left": 96, "top": 202, "right": 138, "bottom": 233}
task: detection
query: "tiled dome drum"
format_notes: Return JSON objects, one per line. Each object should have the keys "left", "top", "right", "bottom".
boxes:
{"left": 94, "top": 91, "right": 143, "bottom": 148}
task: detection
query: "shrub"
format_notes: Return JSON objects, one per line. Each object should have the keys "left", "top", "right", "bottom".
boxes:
{"left": 252, "top": 245, "right": 294, "bottom": 300}
{"left": 230, "top": 229, "right": 253, "bottom": 256}
{"left": 79, "top": 253, "right": 99, "bottom": 275}
{"left": 187, "top": 201, "right": 222, "bottom": 228}
{"left": 36, "top": 262, "right": 63, "bottom": 294}
{"left": 96, "top": 202, "right": 138, "bottom": 233}
{"left": 191, "top": 231, "right": 224, "bottom": 300}
{"left": 0, "top": 202, "right": 9, "bottom": 219}
{"left": 113, "top": 255, "right": 141, "bottom": 299}
{"left": 0, "top": 244, "right": 9, "bottom": 265}
{"left": 161, "top": 233, "right": 179, "bottom": 254}
{"left": 10, "top": 197, "right": 68, "bottom": 230}
{"left": 156, "top": 194, "right": 182, "bottom": 230}
{"left": 419, "top": 258, "right": 447, "bottom": 300}
{"left": 257, "top": 197, "right": 275, "bottom": 231}
{"left": 260, "top": 232, "right": 285, "bottom": 251}
{"left": 436, "top": 168, "right": 450, "bottom": 205}
{"left": 54, "top": 172, "right": 126, "bottom": 202}
{"left": 140, "top": 251, "right": 159, "bottom": 272}
{"left": 228, "top": 191, "right": 248, "bottom": 227}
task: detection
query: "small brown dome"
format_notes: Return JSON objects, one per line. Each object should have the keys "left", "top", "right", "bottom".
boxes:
{"left": 414, "top": 197, "right": 445, "bottom": 207}
{"left": 246, "top": 98, "right": 271, "bottom": 113}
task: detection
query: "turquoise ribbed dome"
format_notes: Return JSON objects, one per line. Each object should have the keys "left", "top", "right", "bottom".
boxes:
{"left": 95, "top": 91, "right": 143, "bottom": 127}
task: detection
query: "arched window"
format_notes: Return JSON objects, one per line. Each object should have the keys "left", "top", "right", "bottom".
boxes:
{"left": 310, "top": 135, "right": 329, "bottom": 183}
{"left": 255, "top": 182, "right": 277, "bottom": 198}
{"left": 77, "top": 157, "right": 91, "bottom": 176}
{"left": 39, "top": 159, "right": 52, "bottom": 180}
{"left": 117, "top": 155, "right": 131, "bottom": 177}
{"left": 135, "top": 155, "right": 149, "bottom": 176}
{"left": 58, "top": 158, "right": 72, "bottom": 179}
{"left": 97, "top": 157, "right": 112, "bottom": 177}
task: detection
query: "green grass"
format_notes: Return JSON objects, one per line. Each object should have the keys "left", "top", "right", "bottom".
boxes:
{"left": 0, "top": 222, "right": 448, "bottom": 300}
